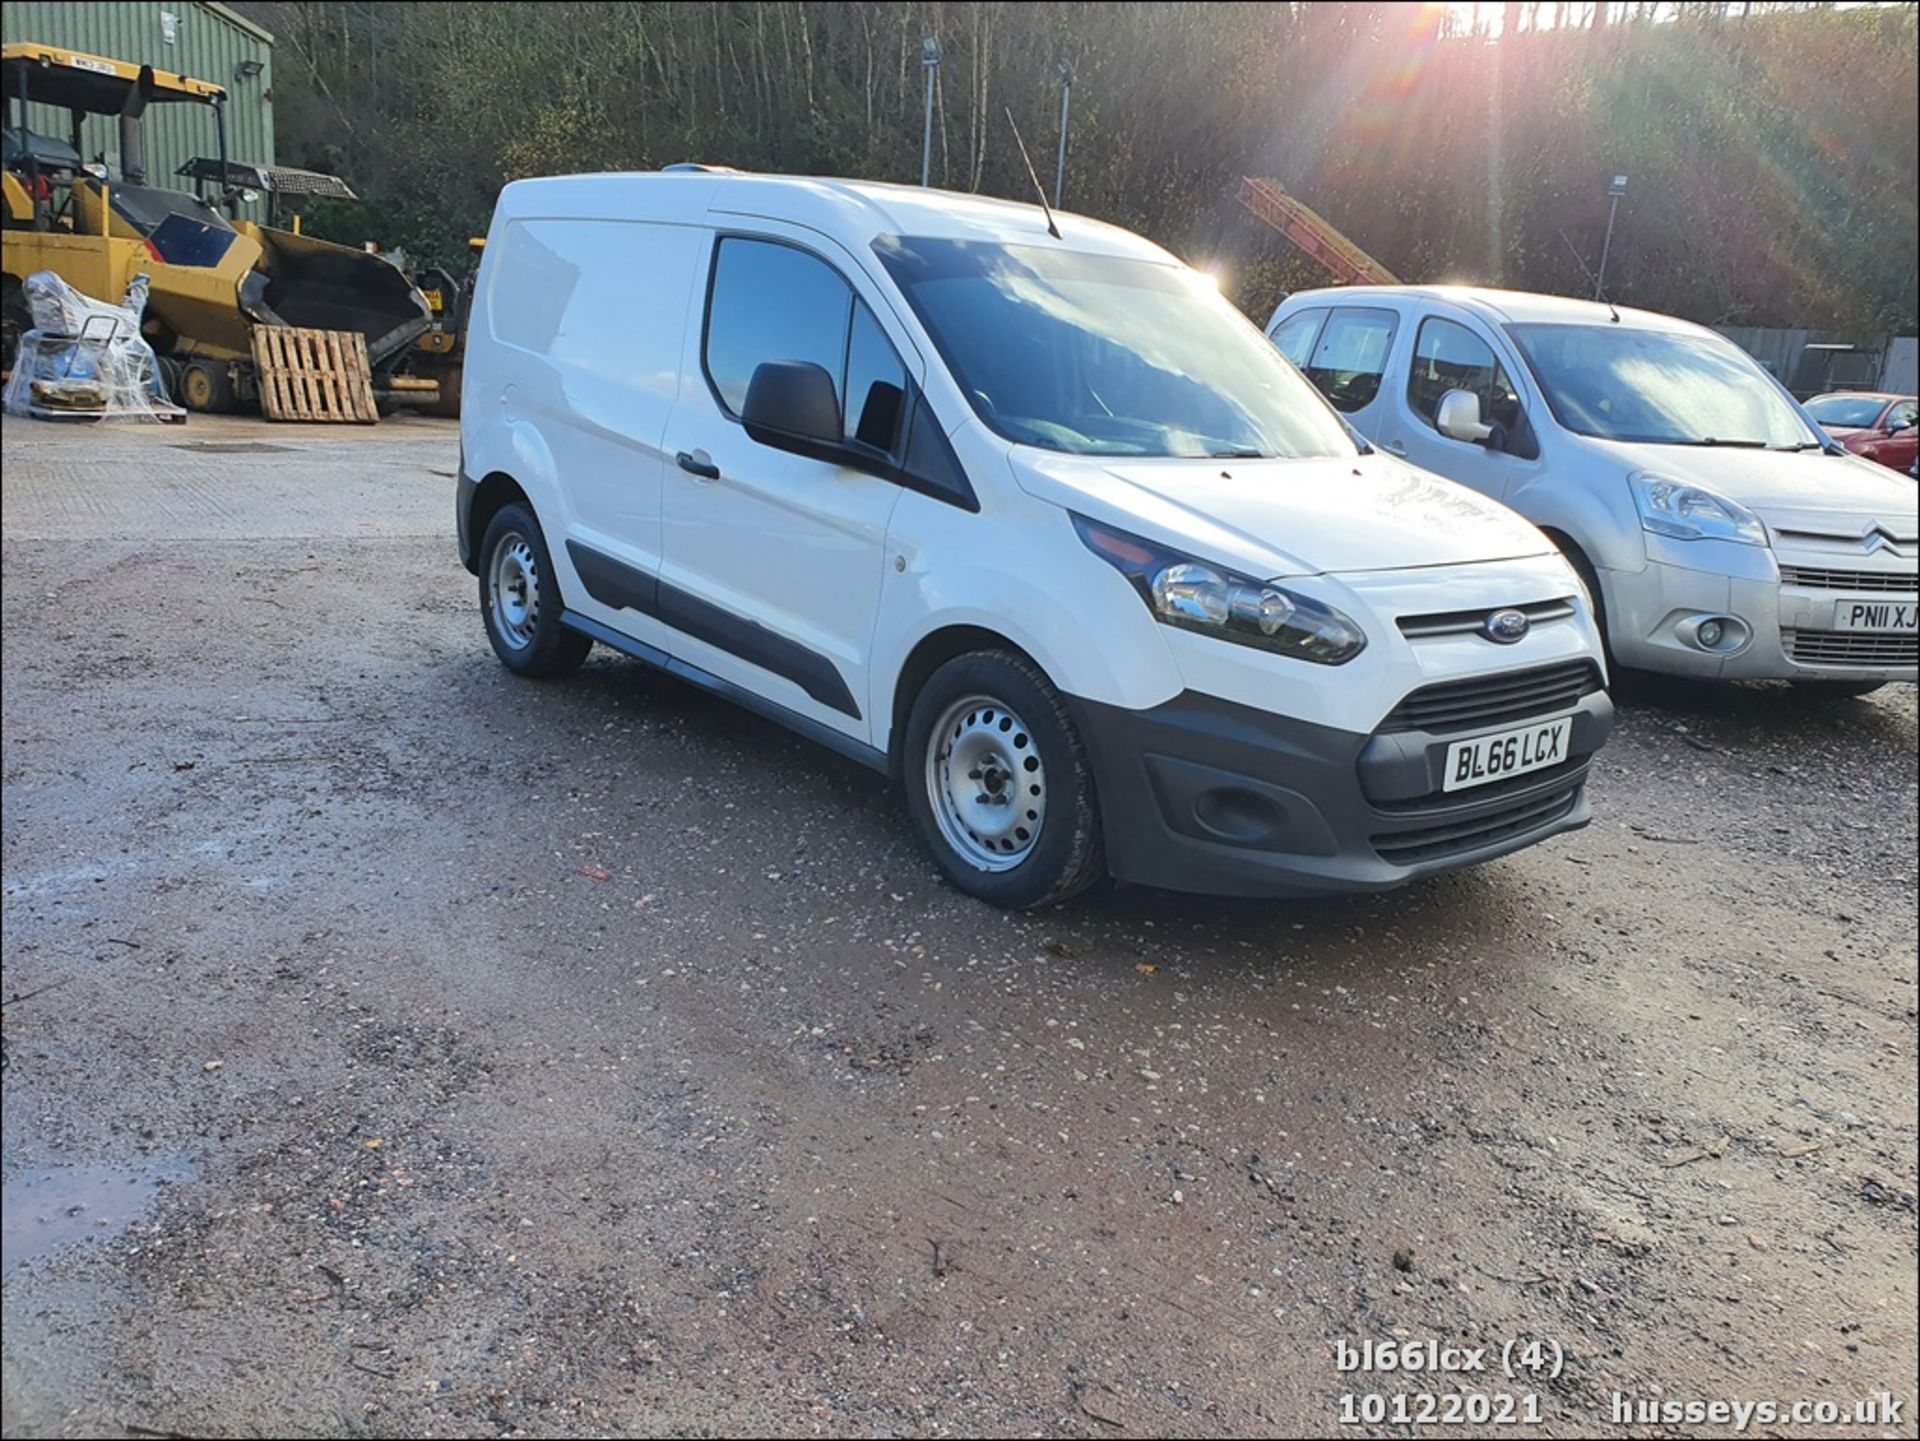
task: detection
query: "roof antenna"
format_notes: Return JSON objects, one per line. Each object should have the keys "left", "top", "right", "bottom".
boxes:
{"left": 1557, "top": 228, "right": 1619, "bottom": 322}
{"left": 1005, "top": 105, "right": 1061, "bottom": 239}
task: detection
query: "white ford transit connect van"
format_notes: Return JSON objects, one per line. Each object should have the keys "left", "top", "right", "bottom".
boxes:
{"left": 457, "top": 171, "right": 1613, "bottom": 908}
{"left": 1266, "top": 287, "right": 1919, "bottom": 694}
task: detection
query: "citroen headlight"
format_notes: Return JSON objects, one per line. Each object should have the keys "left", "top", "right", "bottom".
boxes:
{"left": 1073, "top": 515, "right": 1366, "bottom": 665}
{"left": 1630, "top": 474, "right": 1768, "bottom": 547}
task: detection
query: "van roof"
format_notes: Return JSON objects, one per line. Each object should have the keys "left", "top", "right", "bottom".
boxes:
{"left": 1284, "top": 283, "right": 1714, "bottom": 337}
{"left": 493, "top": 170, "right": 1178, "bottom": 264}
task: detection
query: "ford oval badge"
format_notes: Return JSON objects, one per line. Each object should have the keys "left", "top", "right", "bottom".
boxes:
{"left": 1484, "top": 608, "right": 1531, "bottom": 644}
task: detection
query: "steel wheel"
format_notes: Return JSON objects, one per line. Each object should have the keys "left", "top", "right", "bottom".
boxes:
{"left": 924, "top": 694, "right": 1047, "bottom": 872}
{"left": 488, "top": 531, "right": 540, "bottom": 651}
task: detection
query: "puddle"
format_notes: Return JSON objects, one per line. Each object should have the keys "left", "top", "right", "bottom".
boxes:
{"left": 2, "top": 1157, "right": 193, "bottom": 1276}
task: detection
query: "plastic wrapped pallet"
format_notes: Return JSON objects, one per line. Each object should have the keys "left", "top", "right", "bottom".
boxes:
{"left": 3, "top": 270, "right": 181, "bottom": 421}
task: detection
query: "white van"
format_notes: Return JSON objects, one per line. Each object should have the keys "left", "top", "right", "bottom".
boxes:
{"left": 457, "top": 172, "right": 1613, "bottom": 907}
{"left": 1266, "top": 287, "right": 1919, "bottom": 694}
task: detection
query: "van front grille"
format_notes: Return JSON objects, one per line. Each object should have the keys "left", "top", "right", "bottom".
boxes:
{"left": 1379, "top": 661, "right": 1603, "bottom": 735}
{"left": 1784, "top": 629, "right": 1918, "bottom": 668}
{"left": 1779, "top": 566, "right": 1917, "bottom": 594}
{"left": 1372, "top": 784, "right": 1581, "bottom": 866}
{"left": 1396, "top": 597, "right": 1576, "bottom": 640}
{"left": 1373, "top": 759, "right": 1591, "bottom": 816}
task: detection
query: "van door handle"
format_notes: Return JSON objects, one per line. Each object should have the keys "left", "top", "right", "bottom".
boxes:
{"left": 676, "top": 449, "right": 720, "bottom": 481}
{"left": 1381, "top": 438, "right": 1408, "bottom": 457}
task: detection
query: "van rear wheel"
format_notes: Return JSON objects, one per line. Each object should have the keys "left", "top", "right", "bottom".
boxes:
{"left": 479, "top": 502, "right": 591, "bottom": 678}
{"left": 903, "top": 650, "right": 1103, "bottom": 909}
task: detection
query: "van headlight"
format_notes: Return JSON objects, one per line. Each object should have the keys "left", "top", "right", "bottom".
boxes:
{"left": 1630, "top": 474, "right": 1768, "bottom": 547}
{"left": 1073, "top": 515, "right": 1366, "bottom": 664}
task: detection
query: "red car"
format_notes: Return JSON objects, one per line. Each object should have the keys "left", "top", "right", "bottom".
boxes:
{"left": 1804, "top": 391, "right": 1918, "bottom": 473}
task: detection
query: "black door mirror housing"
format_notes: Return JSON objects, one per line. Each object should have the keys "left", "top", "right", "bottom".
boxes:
{"left": 742, "top": 360, "right": 842, "bottom": 459}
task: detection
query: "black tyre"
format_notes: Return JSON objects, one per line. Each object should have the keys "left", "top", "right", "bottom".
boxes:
{"left": 902, "top": 649, "right": 1104, "bottom": 909}
{"left": 178, "top": 358, "right": 234, "bottom": 414}
{"left": 1791, "top": 679, "right": 1885, "bottom": 699}
{"left": 478, "top": 502, "right": 592, "bottom": 678}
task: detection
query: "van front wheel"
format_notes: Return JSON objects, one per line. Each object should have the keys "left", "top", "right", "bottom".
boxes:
{"left": 904, "top": 650, "right": 1103, "bottom": 909}
{"left": 478, "top": 503, "right": 591, "bottom": 678}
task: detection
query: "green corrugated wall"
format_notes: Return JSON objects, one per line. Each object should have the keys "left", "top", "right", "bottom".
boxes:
{"left": 3, "top": 1, "right": 273, "bottom": 221}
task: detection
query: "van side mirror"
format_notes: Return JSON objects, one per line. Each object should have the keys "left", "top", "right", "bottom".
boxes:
{"left": 1436, "top": 388, "right": 1494, "bottom": 444}
{"left": 742, "top": 360, "right": 841, "bottom": 459}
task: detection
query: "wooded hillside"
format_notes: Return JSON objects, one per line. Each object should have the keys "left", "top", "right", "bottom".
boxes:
{"left": 247, "top": 1, "right": 1918, "bottom": 332}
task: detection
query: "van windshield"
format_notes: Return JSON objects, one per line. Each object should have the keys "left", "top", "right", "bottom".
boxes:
{"left": 1507, "top": 322, "right": 1821, "bottom": 449}
{"left": 873, "top": 235, "right": 1356, "bottom": 460}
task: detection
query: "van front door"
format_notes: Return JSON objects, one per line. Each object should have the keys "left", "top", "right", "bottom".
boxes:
{"left": 1382, "top": 312, "right": 1534, "bottom": 500}
{"left": 657, "top": 232, "right": 915, "bottom": 746}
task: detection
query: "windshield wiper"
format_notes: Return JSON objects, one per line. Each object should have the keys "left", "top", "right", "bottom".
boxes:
{"left": 1679, "top": 437, "right": 1770, "bottom": 449}
{"left": 1209, "top": 449, "right": 1268, "bottom": 460}
{"left": 1771, "top": 440, "right": 1827, "bottom": 452}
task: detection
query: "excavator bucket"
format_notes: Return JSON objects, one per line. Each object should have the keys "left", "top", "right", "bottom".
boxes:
{"left": 239, "top": 223, "right": 428, "bottom": 367}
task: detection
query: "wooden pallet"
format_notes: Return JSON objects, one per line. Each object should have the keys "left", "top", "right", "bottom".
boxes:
{"left": 250, "top": 326, "right": 379, "bottom": 423}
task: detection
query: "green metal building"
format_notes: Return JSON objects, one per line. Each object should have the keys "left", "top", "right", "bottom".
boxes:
{"left": 3, "top": 1, "right": 273, "bottom": 220}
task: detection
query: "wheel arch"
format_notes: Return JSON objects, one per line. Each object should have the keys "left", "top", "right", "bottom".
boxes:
{"left": 887, "top": 623, "right": 1045, "bottom": 779}
{"left": 1537, "top": 524, "right": 1618, "bottom": 673}
{"left": 465, "top": 470, "right": 532, "bottom": 575}
{"left": 1537, "top": 525, "right": 1603, "bottom": 612}
{"left": 460, "top": 413, "right": 562, "bottom": 572}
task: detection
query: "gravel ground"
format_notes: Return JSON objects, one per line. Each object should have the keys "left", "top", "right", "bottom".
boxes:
{"left": 3, "top": 415, "right": 1915, "bottom": 1439}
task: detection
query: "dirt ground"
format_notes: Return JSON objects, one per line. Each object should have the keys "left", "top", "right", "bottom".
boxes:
{"left": 2, "top": 414, "right": 1915, "bottom": 1439}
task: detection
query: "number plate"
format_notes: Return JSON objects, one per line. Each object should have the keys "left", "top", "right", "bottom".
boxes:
{"left": 1443, "top": 716, "right": 1574, "bottom": 793}
{"left": 1832, "top": 598, "right": 1918, "bottom": 632}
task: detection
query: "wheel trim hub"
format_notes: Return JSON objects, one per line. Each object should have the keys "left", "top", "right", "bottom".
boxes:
{"left": 926, "top": 695, "right": 1046, "bottom": 873}
{"left": 489, "top": 534, "right": 539, "bottom": 649}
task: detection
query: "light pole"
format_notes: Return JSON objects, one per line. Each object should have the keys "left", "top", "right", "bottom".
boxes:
{"left": 1054, "top": 60, "right": 1075, "bottom": 209}
{"left": 1594, "top": 172, "right": 1627, "bottom": 300}
{"left": 921, "top": 37, "right": 942, "bottom": 188}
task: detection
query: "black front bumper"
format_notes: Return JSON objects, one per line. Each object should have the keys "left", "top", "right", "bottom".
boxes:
{"left": 1068, "top": 685, "right": 1613, "bottom": 898}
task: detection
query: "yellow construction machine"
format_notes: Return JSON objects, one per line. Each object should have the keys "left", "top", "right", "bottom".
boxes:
{"left": 399, "top": 235, "right": 483, "bottom": 417}
{"left": 2, "top": 41, "right": 432, "bottom": 413}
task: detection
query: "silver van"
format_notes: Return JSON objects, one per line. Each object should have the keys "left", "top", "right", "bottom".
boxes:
{"left": 1268, "top": 287, "right": 1917, "bottom": 694}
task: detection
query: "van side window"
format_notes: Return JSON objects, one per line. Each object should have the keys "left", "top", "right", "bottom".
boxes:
{"left": 703, "top": 236, "right": 912, "bottom": 462}
{"left": 705, "top": 237, "right": 852, "bottom": 417}
{"left": 1270, "top": 308, "right": 1326, "bottom": 368}
{"left": 844, "top": 300, "right": 908, "bottom": 455}
{"left": 1408, "top": 316, "right": 1521, "bottom": 433}
{"left": 1305, "top": 307, "right": 1397, "bottom": 412}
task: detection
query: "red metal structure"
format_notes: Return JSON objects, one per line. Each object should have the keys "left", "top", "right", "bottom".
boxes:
{"left": 1236, "top": 177, "right": 1400, "bottom": 287}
